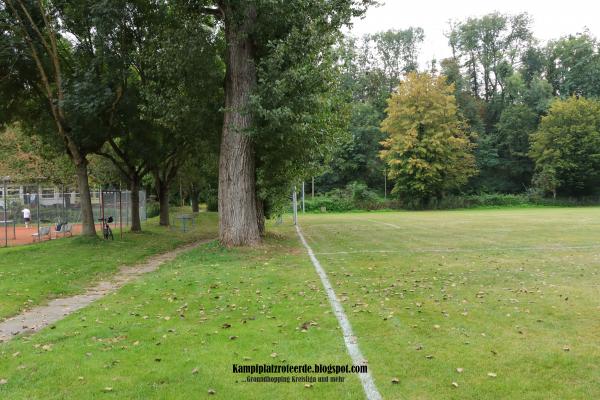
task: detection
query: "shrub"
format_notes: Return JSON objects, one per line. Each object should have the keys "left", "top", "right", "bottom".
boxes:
{"left": 206, "top": 195, "right": 218, "bottom": 212}
{"left": 146, "top": 200, "right": 160, "bottom": 218}
{"left": 303, "top": 196, "right": 354, "bottom": 213}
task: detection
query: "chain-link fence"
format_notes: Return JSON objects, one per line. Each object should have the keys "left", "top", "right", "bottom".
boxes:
{"left": 0, "top": 184, "right": 146, "bottom": 247}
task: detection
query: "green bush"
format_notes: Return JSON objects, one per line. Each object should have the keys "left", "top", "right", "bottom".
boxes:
{"left": 206, "top": 195, "right": 218, "bottom": 212}
{"left": 146, "top": 200, "right": 160, "bottom": 218}
{"left": 303, "top": 196, "right": 354, "bottom": 213}
{"left": 426, "top": 194, "right": 600, "bottom": 209}
{"left": 348, "top": 182, "right": 379, "bottom": 205}
{"left": 299, "top": 183, "right": 600, "bottom": 214}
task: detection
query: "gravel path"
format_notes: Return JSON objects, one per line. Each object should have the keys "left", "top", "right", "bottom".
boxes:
{"left": 0, "top": 240, "right": 211, "bottom": 342}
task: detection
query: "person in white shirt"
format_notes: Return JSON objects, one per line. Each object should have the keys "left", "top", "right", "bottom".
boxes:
{"left": 22, "top": 207, "right": 31, "bottom": 228}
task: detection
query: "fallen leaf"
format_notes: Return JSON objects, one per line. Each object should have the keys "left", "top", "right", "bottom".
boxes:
{"left": 270, "top": 352, "right": 278, "bottom": 358}
{"left": 487, "top": 372, "right": 497, "bottom": 378}
{"left": 456, "top": 368, "right": 464, "bottom": 373}
{"left": 391, "top": 377, "right": 400, "bottom": 384}
{"left": 0, "top": 379, "right": 7, "bottom": 385}
{"left": 192, "top": 368, "right": 199, "bottom": 374}
{"left": 208, "top": 389, "right": 216, "bottom": 395}
{"left": 102, "top": 387, "right": 113, "bottom": 392}
{"left": 222, "top": 323, "right": 231, "bottom": 329}
{"left": 304, "top": 383, "right": 312, "bottom": 388}
{"left": 451, "top": 382, "right": 459, "bottom": 388}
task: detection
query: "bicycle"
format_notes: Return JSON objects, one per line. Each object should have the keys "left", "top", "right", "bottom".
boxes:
{"left": 99, "top": 216, "right": 114, "bottom": 240}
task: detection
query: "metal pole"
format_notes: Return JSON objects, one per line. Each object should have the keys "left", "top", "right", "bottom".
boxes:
{"left": 37, "top": 183, "right": 40, "bottom": 239}
{"left": 100, "top": 189, "right": 104, "bottom": 230}
{"left": 62, "top": 185, "right": 65, "bottom": 223}
{"left": 179, "top": 178, "right": 184, "bottom": 207}
{"left": 311, "top": 177, "right": 314, "bottom": 199}
{"left": 384, "top": 167, "right": 387, "bottom": 200}
{"left": 126, "top": 190, "right": 130, "bottom": 226}
{"left": 302, "top": 181, "right": 305, "bottom": 213}
{"left": 119, "top": 191, "right": 123, "bottom": 239}
{"left": 3, "top": 179, "right": 7, "bottom": 247}
{"left": 292, "top": 187, "right": 298, "bottom": 226}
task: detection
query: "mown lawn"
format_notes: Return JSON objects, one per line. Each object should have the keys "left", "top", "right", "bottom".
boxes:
{"left": 0, "top": 212, "right": 218, "bottom": 321}
{"left": 1, "top": 207, "right": 600, "bottom": 399}
{"left": 284, "top": 208, "right": 600, "bottom": 399}
{"left": 0, "top": 230, "right": 363, "bottom": 399}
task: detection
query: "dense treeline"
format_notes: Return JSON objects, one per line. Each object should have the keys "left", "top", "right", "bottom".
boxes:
{"left": 3, "top": 4, "right": 600, "bottom": 244}
{"left": 1, "top": 0, "right": 372, "bottom": 245}
{"left": 320, "top": 12, "right": 600, "bottom": 207}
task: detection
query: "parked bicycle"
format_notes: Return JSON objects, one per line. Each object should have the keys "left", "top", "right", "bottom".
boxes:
{"left": 98, "top": 216, "right": 114, "bottom": 240}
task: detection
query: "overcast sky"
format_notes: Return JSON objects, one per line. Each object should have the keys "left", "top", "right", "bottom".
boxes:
{"left": 350, "top": 0, "right": 600, "bottom": 67}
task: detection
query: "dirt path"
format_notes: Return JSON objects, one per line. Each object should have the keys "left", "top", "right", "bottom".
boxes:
{"left": 0, "top": 240, "right": 211, "bottom": 343}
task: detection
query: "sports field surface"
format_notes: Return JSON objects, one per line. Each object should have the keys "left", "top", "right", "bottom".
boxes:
{"left": 0, "top": 207, "right": 599, "bottom": 399}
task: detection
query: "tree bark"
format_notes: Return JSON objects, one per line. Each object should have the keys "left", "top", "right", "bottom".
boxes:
{"left": 256, "top": 196, "right": 265, "bottom": 237}
{"left": 190, "top": 185, "right": 200, "bottom": 213}
{"left": 130, "top": 176, "right": 142, "bottom": 232}
{"left": 157, "top": 180, "right": 170, "bottom": 226}
{"left": 74, "top": 160, "right": 96, "bottom": 236}
{"left": 218, "top": 4, "right": 261, "bottom": 246}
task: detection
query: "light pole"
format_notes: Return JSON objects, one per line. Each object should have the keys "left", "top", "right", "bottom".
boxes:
{"left": 384, "top": 167, "right": 387, "bottom": 200}
{"left": 302, "top": 181, "right": 305, "bottom": 213}
{"left": 2, "top": 176, "right": 9, "bottom": 247}
{"left": 292, "top": 186, "right": 298, "bottom": 225}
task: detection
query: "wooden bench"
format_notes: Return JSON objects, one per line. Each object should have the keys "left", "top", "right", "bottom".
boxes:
{"left": 32, "top": 226, "right": 51, "bottom": 242}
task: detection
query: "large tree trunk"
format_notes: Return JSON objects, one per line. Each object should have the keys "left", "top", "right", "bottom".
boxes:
{"left": 218, "top": 5, "right": 261, "bottom": 247}
{"left": 190, "top": 185, "right": 200, "bottom": 213}
{"left": 130, "top": 176, "right": 142, "bottom": 232}
{"left": 256, "top": 195, "right": 265, "bottom": 237}
{"left": 157, "top": 180, "right": 170, "bottom": 226}
{"left": 74, "top": 160, "right": 96, "bottom": 236}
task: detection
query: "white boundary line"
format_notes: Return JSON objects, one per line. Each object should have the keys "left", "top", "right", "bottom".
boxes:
{"left": 366, "top": 219, "right": 402, "bottom": 229}
{"left": 295, "top": 225, "right": 383, "bottom": 400}
{"left": 314, "top": 244, "right": 600, "bottom": 255}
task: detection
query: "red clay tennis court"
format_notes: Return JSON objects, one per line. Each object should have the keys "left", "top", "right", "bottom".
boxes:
{"left": 0, "top": 223, "right": 105, "bottom": 247}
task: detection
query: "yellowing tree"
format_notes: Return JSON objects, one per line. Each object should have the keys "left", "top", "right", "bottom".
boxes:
{"left": 380, "top": 72, "right": 477, "bottom": 206}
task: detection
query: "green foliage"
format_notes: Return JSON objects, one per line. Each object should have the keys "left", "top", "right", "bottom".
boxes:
{"left": 491, "top": 104, "right": 538, "bottom": 192}
{"left": 249, "top": 1, "right": 374, "bottom": 217}
{"left": 381, "top": 72, "right": 477, "bottom": 206}
{"left": 303, "top": 196, "right": 355, "bottom": 213}
{"left": 145, "top": 200, "right": 160, "bottom": 218}
{"left": 303, "top": 182, "right": 382, "bottom": 212}
{"left": 205, "top": 188, "right": 219, "bottom": 212}
{"left": 0, "top": 125, "right": 74, "bottom": 184}
{"left": 545, "top": 32, "right": 600, "bottom": 98}
{"left": 530, "top": 96, "right": 600, "bottom": 196}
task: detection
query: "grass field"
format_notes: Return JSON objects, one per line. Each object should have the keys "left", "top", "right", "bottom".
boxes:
{"left": 0, "top": 212, "right": 218, "bottom": 321}
{"left": 1, "top": 207, "right": 599, "bottom": 399}
{"left": 283, "top": 208, "right": 600, "bottom": 399}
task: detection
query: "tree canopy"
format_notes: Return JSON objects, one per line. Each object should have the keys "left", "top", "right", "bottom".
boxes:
{"left": 380, "top": 72, "right": 477, "bottom": 206}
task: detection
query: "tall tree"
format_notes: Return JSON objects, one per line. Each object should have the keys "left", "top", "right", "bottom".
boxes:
{"left": 530, "top": 97, "right": 600, "bottom": 196}
{"left": 199, "top": 1, "right": 373, "bottom": 246}
{"left": 3, "top": 0, "right": 136, "bottom": 236}
{"left": 380, "top": 72, "right": 477, "bottom": 206}
{"left": 545, "top": 32, "right": 600, "bottom": 98}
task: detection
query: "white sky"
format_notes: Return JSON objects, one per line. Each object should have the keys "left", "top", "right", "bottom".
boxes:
{"left": 350, "top": 0, "right": 600, "bottom": 67}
